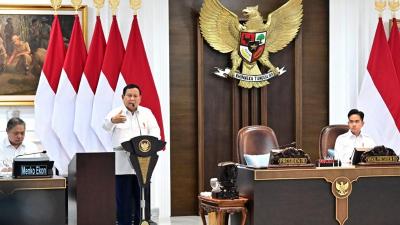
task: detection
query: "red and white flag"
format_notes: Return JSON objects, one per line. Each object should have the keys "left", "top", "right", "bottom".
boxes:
{"left": 388, "top": 18, "right": 400, "bottom": 83}
{"left": 74, "top": 16, "right": 106, "bottom": 152}
{"left": 121, "top": 15, "right": 165, "bottom": 141}
{"left": 52, "top": 15, "right": 87, "bottom": 158}
{"left": 91, "top": 16, "right": 125, "bottom": 151}
{"left": 34, "top": 15, "right": 69, "bottom": 174}
{"left": 358, "top": 17, "right": 400, "bottom": 153}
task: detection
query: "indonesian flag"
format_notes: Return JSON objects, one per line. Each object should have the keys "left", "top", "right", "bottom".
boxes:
{"left": 74, "top": 16, "right": 106, "bottom": 152}
{"left": 121, "top": 15, "right": 165, "bottom": 141}
{"left": 52, "top": 15, "right": 87, "bottom": 158}
{"left": 91, "top": 16, "right": 125, "bottom": 151}
{"left": 358, "top": 17, "right": 400, "bottom": 153}
{"left": 388, "top": 18, "right": 400, "bottom": 83}
{"left": 34, "top": 15, "right": 69, "bottom": 175}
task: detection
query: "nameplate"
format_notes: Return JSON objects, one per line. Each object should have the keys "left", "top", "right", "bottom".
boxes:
{"left": 278, "top": 157, "right": 308, "bottom": 165}
{"left": 270, "top": 147, "right": 312, "bottom": 167}
{"left": 364, "top": 156, "right": 399, "bottom": 163}
{"left": 13, "top": 160, "right": 54, "bottom": 178}
{"left": 21, "top": 165, "right": 49, "bottom": 176}
{"left": 359, "top": 146, "right": 400, "bottom": 165}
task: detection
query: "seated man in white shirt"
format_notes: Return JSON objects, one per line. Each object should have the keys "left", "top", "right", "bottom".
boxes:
{"left": 334, "top": 109, "right": 376, "bottom": 164}
{"left": 0, "top": 117, "right": 38, "bottom": 172}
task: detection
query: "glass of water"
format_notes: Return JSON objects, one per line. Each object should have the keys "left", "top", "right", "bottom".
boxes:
{"left": 1, "top": 159, "right": 13, "bottom": 178}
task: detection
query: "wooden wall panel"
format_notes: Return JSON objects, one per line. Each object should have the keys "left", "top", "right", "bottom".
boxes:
{"left": 169, "top": 1, "right": 200, "bottom": 216}
{"left": 203, "top": 43, "right": 234, "bottom": 186}
{"left": 266, "top": 43, "right": 296, "bottom": 146}
{"left": 170, "top": 0, "right": 329, "bottom": 216}
{"left": 300, "top": 0, "right": 329, "bottom": 160}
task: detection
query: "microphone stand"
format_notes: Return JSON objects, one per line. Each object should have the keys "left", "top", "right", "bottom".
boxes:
{"left": 14, "top": 150, "right": 47, "bottom": 158}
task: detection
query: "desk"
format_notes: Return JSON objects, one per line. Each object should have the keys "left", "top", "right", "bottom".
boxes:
{"left": 0, "top": 176, "right": 66, "bottom": 225}
{"left": 234, "top": 166, "right": 400, "bottom": 225}
{"left": 199, "top": 196, "right": 248, "bottom": 225}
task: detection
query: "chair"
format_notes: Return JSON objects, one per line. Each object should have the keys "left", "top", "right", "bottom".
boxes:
{"left": 237, "top": 125, "right": 279, "bottom": 164}
{"left": 319, "top": 124, "right": 348, "bottom": 159}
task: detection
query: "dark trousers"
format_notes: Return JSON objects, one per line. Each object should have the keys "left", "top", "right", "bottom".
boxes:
{"left": 116, "top": 175, "right": 141, "bottom": 225}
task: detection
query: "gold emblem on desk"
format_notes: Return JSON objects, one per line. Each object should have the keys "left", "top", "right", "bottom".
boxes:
{"left": 336, "top": 181, "right": 349, "bottom": 196}
{"left": 139, "top": 139, "right": 151, "bottom": 153}
{"left": 332, "top": 177, "right": 352, "bottom": 199}
{"left": 199, "top": 0, "right": 303, "bottom": 88}
{"left": 140, "top": 221, "right": 149, "bottom": 225}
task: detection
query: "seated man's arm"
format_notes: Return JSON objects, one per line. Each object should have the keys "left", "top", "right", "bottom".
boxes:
{"left": 334, "top": 136, "right": 345, "bottom": 161}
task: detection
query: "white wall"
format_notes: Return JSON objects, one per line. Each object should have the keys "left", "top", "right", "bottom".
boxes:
{"left": 330, "top": 0, "right": 392, "bottom": 124}
{"left": 0, "top": 0, "right": 170, "bottom": 218}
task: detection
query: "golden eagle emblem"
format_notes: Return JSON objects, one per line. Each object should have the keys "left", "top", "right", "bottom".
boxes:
{"left": 335, "top": 181, "right": 349, "bottom": 196}
{"left": 199, "top": 0, "right": 303, "bottom": 88}
{"left": 139, "top": 139, "right": 151, "bottom": 153}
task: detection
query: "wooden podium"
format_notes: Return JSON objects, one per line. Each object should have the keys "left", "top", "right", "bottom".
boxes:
{"left": 122, "top": 135, "right": 166, "bottom": 225}
{"left": 68, "top": 152, "right": 116, "bottom": 225}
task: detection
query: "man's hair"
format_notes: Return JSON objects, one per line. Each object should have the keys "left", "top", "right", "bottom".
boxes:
{"left": 123, "top": 84, "right": 141, "bottom": 96}
{"left": 6, "top": 117, "right": 25, "bottom": 132}
{"left": 348, "top": 109, "right": 364, "bottom": 121}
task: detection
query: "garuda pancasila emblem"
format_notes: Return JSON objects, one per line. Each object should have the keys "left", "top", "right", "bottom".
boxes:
{"left": 199, "top": 0, "right": 303, "bottom": 88}
{"left": 335, "top": 181, "right": 349, "bottom": 196}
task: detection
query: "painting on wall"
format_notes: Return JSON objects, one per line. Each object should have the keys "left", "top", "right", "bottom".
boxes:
{"left": 0, "top": 5, "right": 87, "bottom": 105}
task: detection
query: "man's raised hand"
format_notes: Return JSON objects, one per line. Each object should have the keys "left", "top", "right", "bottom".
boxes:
{"left": 111, "top": 110, "right": 127, "bottom": 123}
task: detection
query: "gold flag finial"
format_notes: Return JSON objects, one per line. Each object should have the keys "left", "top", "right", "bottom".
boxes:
{"left": 389, "top": 0, "right": 400, "bottom": 17}
{"left": 109, "top": 0, "right": 120, "bottom": 16}
{"left": 93, "top": 0, "right": 105, "bottom": 16}
{"left": 71, "top": 0, "right": 82, "bottom": 13}
{"left": 50, "top": 0, "right": 62, "bottom": 14}
{"left": 375, "top": 0, "right": 387, "bottom": 16}
{"left": 130, "top": 0, "right": 142, "bottom": 15}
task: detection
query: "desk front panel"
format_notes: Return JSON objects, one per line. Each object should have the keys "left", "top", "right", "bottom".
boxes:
{"left": 0, "top": 176, "right": 66, "bottom": 225}
{"left": 237, "top": 167, "right": 400, "bottom": 225}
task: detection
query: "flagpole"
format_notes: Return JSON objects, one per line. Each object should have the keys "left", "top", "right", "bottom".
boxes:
{"left": 389, "top": 0, "right": 400, "bottom": 18}
{"left": 71, "top": 0, "right": 82, "bottom": 14}
{"left": 110, "top": 0, "right": 120, "bottom": 16}
{"left": 128, "top": 2, "right": 151, "bottom": 223}
{"left": 375, "top": 0, "right": 387, "bottom": 17}
{"left": 130, "top": 0, "right": 142, "bottom": 16}
{"left": 50, "top": 0, "right": 62, "bottom": 14}
{"left": 94, "top": 0, "right": 105, "bottom": 16}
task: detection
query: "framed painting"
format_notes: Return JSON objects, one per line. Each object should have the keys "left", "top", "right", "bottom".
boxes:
{"left": 0, "top": 5, "right": 87, "bottom": 106}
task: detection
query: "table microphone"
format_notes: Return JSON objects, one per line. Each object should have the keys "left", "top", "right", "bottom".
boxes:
{"left": 15, "top": 150, "right": 47, "bottom": 158}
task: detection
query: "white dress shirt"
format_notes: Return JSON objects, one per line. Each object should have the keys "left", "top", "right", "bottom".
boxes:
{"left": 0, "top": 137, "right": 39, "bottom": 171}
{"left": 334, "top": 130, "right": 376, "bottom": 163}
{"left": 103, "top": 105, "right": 160, "bottom": 175}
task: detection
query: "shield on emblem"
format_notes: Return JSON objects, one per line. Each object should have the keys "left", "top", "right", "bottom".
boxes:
{"left": 238, "top": 31, "right": 266, "bottom": 63}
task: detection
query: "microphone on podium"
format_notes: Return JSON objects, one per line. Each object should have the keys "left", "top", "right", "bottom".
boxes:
{"left": 15, "top": 150, "right": 47, "bottom": 158}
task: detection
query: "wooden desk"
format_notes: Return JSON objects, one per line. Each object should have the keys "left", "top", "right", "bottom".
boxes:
{"left": 198, "top": 196, "right": 248, "bottom": 225}
{"left": 235, "top": 166, "right": 400, "bottom": 225}
{"left": 0, "top": 176, "right": 66, "bottom": 225}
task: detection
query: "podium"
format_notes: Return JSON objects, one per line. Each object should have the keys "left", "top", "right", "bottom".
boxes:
{"left": 122, "top": 135, "right": 166, "bottom": 225}
{"left": 68, "top": 152, "right": 116, "bottom": 225}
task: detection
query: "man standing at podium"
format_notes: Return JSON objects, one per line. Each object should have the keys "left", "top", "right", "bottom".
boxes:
{"left": 103, "top": 84, "right": 160, "bottom": 225}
